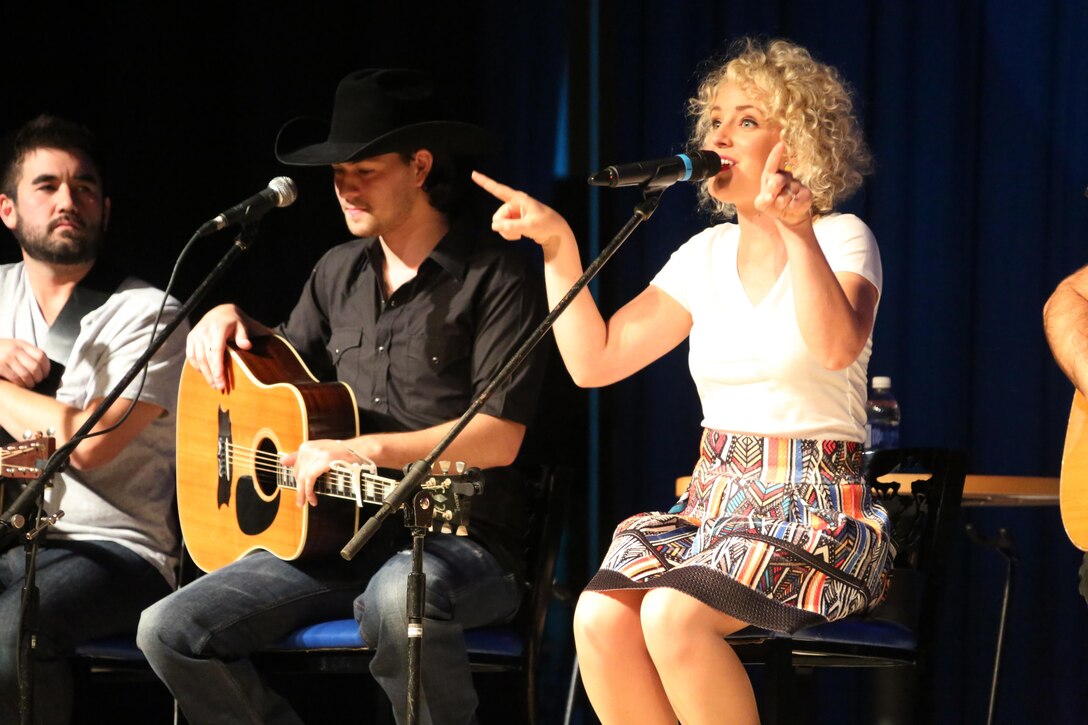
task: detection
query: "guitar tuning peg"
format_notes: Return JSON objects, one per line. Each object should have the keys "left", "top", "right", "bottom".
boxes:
{"left": 456, "top": 525, "right": 468, "bottom": 536}
{"left": 438, "top": 460, "right": 451, "bottom": 474}
{"left": 455, "top": 461, "right": 465, "bottom": 474}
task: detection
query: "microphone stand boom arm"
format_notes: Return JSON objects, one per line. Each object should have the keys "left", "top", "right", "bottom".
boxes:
{"left": 340, "top": 186, "right": 666, "bottom": 559}
{"left": 339, "top": 185, "right": 667, "bottom": 725}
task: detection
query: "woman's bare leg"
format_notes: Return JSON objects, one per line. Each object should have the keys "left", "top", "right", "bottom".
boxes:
{"left": 573, "top": 589, "right": 677, "bottom": 724}
{"left": 641, "top": 588, "right": 759, "bottom": 725}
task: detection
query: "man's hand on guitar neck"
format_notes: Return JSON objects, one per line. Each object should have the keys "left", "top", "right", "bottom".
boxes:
{"left": 186, "top": 304, "right": 275, "bottom": 391}
{"left": 282, "top": 414, "right": 525, "bottom": 509}
{"left": 282, "top": 439, "right": 375, "bottom": 508}
{"left": 0, "top": 338, "right": 50, "bottom": 388}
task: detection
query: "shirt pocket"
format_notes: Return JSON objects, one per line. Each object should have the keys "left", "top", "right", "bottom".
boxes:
{"left": 327, "top": 327, "right": 364, "bottom": 368}
{"left": 404, "top": 334, "right": 472, "bottom": 387}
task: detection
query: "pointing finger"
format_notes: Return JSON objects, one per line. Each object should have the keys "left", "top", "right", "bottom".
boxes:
{"left": 762, "top": 141, "right": 787, "bottom": 180}
{"left": 471, "top": 171, "right": 518, "bottom": 202}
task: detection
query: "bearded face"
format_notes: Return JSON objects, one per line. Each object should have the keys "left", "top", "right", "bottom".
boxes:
{"left": 14, "top": 206, "right": 106, "bottom": 265}
{"left": 1, "top": 147, "right": 109, "bottom": 267}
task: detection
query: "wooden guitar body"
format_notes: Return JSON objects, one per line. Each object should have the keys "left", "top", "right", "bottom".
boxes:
{"left": 176, "top": 336, "right": 361, "bottom": 572}
{"left": 1061, "top": 391, "right": 1088, "bottom": 551}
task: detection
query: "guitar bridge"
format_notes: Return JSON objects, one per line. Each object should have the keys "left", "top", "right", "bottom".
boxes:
{"left": 216, "top": 407, "right": 233, "bottom": 508}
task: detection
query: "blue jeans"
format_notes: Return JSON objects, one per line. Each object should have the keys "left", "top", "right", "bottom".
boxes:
{"left": 356, "top": 538, "right": 520, "bottom": 725}
{"left": 0, "top": 540, "right": 171, "bottom": 725}
{"left": 137, "top": 535, "right": 519, "bottom": 725}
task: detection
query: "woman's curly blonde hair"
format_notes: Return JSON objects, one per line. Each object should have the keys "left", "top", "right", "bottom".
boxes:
{"left": 688, "top": 38, "right": 872, "bottom": 219}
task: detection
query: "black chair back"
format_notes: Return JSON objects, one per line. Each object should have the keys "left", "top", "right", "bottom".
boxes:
{"left": 726, "top": 447, "right": 967, "bottom": 724}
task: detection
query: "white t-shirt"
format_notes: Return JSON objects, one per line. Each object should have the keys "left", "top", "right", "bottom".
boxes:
{"left": 0, "top": 263, "right": 188, "bottom": 584}
{"left": 651, "top": 213, "right": 881, "bottom": 443}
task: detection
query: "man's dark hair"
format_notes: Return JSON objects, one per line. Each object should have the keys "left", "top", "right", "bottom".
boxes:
{"left": 1, "top": 114, "right": 105, "bottom": 198}
{"left": 399, "top": 149, "right": 464, "bottom": 217}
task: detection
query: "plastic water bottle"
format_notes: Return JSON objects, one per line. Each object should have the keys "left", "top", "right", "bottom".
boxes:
{"left": 865, "top": 376, "right": 901, "bottom": 450}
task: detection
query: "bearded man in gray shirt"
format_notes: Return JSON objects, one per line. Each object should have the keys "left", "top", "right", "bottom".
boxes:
{"left": 0, "top": 114, "right": 187, "bottom": 725}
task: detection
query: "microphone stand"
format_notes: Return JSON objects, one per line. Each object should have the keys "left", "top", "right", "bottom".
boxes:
{"left": 0, "top": 223, "right": 263, "bottom": 723}
{"left": 14, "top": 482, "right": 55, "bottom": 725}
{"left": 340, "top": 184, "right": 668, "bottom": 725}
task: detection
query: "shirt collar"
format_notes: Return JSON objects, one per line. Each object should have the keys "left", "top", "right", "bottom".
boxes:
{"left": 424, "top": 218, "right": 471, "bottom": 284}
{"left": 360, "top": 217, "right": 472, "bottom": 284}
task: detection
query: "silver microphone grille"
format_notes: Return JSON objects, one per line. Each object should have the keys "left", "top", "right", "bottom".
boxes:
{"left": 268, "top": 176, "right": 299, "bottom": 207}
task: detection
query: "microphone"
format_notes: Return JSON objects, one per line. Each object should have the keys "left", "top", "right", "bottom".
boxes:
{"left": 588, "top": 150, "right": 722, "bottom": 189}
{"left": 196, "top": 177, "right": 299, "bottom": 237}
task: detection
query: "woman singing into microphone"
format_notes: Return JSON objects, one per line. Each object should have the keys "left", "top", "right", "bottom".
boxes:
{"left": 474, "top": 37, "right": 894, "bottom": 724}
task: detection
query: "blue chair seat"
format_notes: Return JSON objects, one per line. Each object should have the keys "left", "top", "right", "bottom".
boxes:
{"left": 74, "top": 637, "right": 147, "bottom": 662}
{"left": 785, "top": 619, "right": 916, "bottom": 650}
{"left": 263, "top": 618, "right": 364, "bottom": 651}
{"left": 261, "top": 618, "right": 525, "bottom": 658}
{"left": 75, "top": 619, "right": 526, "bottom": 660}
{"left": 725, "top": 620, "right": 914, "bottom": 651}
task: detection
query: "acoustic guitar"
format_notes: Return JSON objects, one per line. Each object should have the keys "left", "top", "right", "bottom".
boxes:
{"left": 176, "top": 335, "right": 477, "bottom": 573}
{"left": 1, "top": 434, "right": 55, "bottom": 481}
{"left": 1060, "top": 391, "right": 1088, "bottom": 550}
{"left": 0, "top": 434, "right": 56, "bottom": 545}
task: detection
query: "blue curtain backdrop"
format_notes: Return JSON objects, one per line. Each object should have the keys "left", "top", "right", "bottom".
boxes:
{"left": 2, "top": 1, "right": 1087, "bottom": 722}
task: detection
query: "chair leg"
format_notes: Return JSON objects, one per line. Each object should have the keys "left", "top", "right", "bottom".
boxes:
{"left": 760, "top": 640, "right": 796, "bottom": 725}
{"left": 563, "top": 654, "right": 581, "bottom": 725}
{"left": 987, "top": 543, "right": 1016, "bottom": 725}
{"left": 525, "top": 643, "right": 538, "bottom": 725}
{"left": 965, "top": 523, "right": 1018, "bottom": 725}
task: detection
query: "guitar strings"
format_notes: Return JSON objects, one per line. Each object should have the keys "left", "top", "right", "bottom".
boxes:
{"left": 0, "top": 446, "right": 45, "bottom": 463}
{"left": 0, "top": 447, "right": 40, "bottom": 459}
{"left": 219, "top": 441, "right": 395, "bottom": 497}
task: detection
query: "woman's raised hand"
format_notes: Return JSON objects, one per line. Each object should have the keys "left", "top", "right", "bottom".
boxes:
{"left": 472, "top": 171, "right": 575, "bottom": 258}
{"left": 755, "top": 141, "right": 813, "bottom": 227}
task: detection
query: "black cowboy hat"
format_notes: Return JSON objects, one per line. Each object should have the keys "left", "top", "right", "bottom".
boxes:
{"left": 274, "top": 68, "right": 497, "bottom": 166}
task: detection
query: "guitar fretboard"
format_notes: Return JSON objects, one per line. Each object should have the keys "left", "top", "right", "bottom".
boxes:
{"left": 224, "top": 441, "right": 397, "bottom": 506}
{"left": 281, "top": 464, "right": 397, "bottom": 506}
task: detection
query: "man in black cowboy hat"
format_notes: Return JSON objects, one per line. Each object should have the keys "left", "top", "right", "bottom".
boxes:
{"left": 137, "top": 69, "right": 548, "bottom": 724}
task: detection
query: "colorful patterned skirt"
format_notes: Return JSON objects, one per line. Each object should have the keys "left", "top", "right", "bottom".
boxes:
{"left": 585, "top": 429, "right": 896, "bottom": 633}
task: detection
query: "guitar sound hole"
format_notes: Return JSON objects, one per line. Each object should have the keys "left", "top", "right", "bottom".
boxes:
{"left": 255, "top": 438, "right": 279, "bottom": 497}
{"left": 235, "top": 437, "right": 282, "bottom": 537}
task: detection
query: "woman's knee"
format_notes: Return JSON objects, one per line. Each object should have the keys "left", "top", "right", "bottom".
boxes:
{"left": 640, "top": 588, "right": 742, "bottom": 662}
{"left": 639, "top": 589, "right": 688, "bottom": 660}
{"left": 574, "top": 590, "right": 643, "bottom": 652}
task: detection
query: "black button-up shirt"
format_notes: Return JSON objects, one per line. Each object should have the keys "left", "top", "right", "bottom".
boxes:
{"left": 277, "top": 220, "right": 547, "bottom": 573}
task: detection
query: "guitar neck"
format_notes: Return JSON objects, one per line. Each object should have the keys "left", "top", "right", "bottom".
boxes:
{"left": 277, "top": 463, "right": 397, "bottom": 506}
{"left": 221, "top": 441, "right": 397, "bottom": 506}
{"left": 222, "top": 441, "right": 472, "bottom": 511}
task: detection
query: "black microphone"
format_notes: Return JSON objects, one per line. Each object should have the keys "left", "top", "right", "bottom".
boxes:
{"left": 196, "top": 177, "right": 299, "bottom": 237}
{"left": 588, "top": 150, "right": 722, "bottom": 189}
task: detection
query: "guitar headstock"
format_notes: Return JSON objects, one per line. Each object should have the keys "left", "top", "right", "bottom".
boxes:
{"left": 423, "top": 461, "right": 482, "bottom": 536}
{"left": 1, "top": 433, "right": 56, "bottom": 480}
{"left": 324, "top": 457, "right": 482, "bottom": 536}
